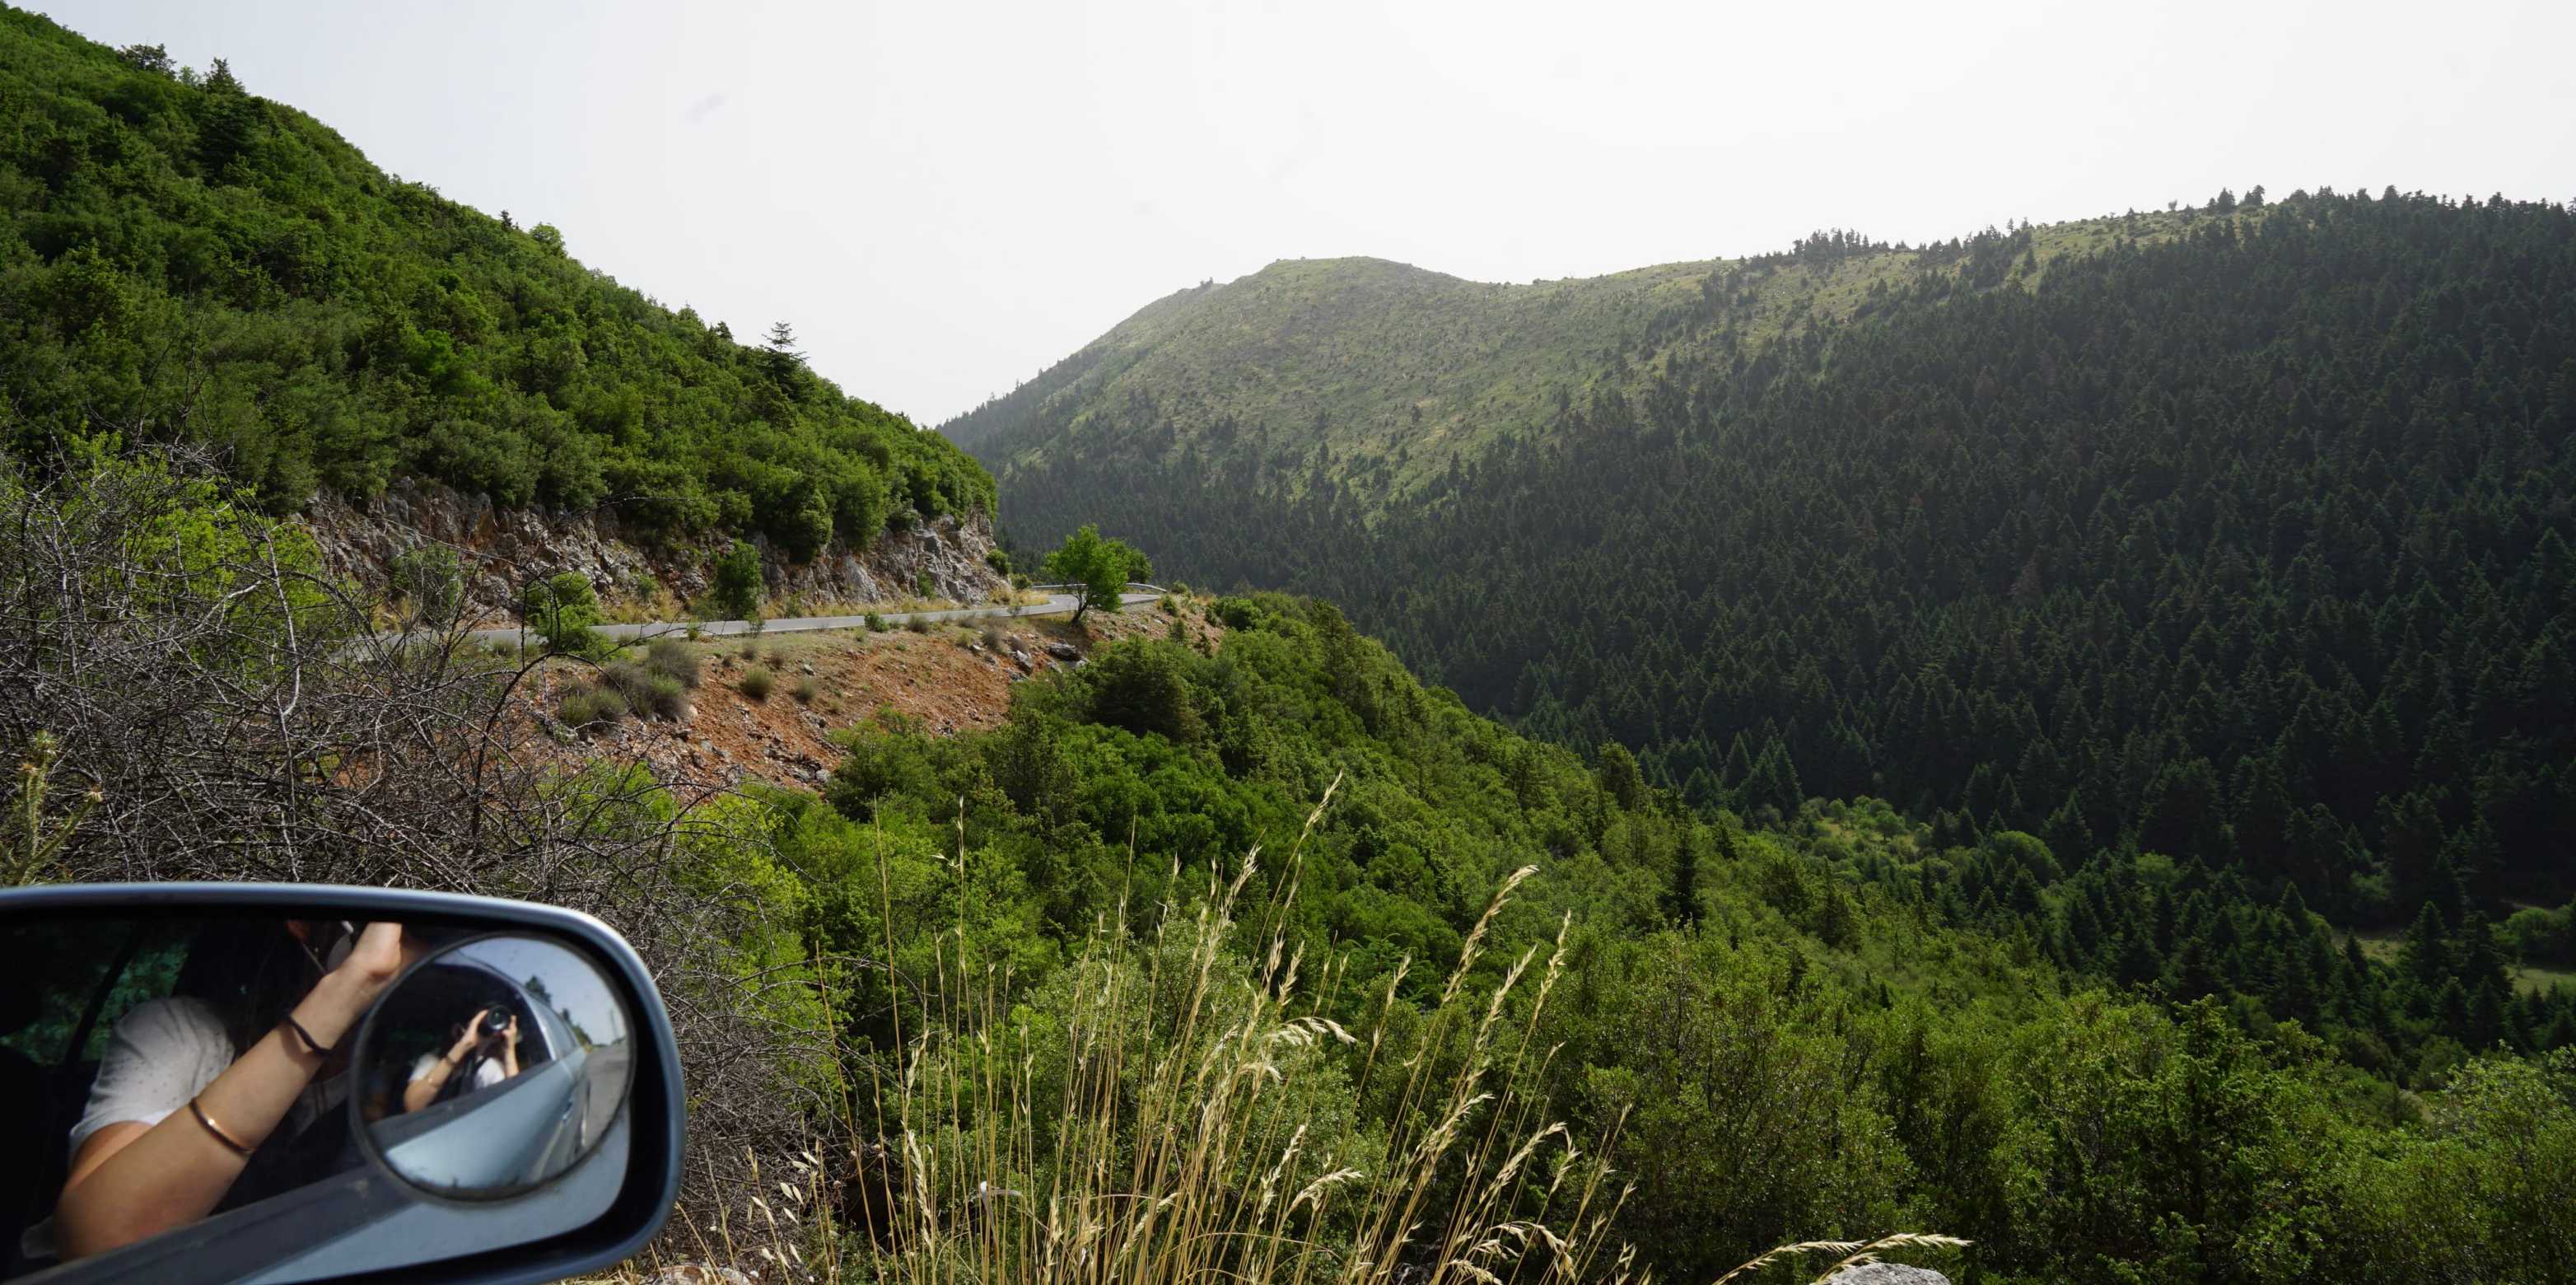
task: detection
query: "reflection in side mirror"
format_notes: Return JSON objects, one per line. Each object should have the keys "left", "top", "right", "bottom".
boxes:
{"left": 0, "top": 884, "right": 680, "bottom": 1285}
{"left": 356, "top": 934, "right": 635, "bottom": 1198}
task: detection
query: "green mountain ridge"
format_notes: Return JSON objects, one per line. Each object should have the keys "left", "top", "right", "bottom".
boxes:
{"left": 0, "top": 6, "right": 992, "bottom": 563}
{"left": 943, "top": 210, "right": 2200, "bottom": 506}
{"left": 948, "top": 188, "right": 2576, "bottom": 964}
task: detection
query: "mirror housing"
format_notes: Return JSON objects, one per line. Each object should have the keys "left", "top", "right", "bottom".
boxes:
{"left": 0, "top": 883, "right": 683, "bottom": 1285}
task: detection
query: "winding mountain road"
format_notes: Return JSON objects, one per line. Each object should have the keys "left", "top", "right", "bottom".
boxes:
{"left": 460, "top": 586, "right": 1164, "bottom": 649}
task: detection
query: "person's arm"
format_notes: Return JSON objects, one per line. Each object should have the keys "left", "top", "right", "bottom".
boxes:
{"left": 500, "top": 1015, "right": 520, "bottom": 1080}
{"left": 403, "top": 1010, "right": 491, "bottom": 1114}
{"left": 54, "top": 923, "right": 407, "bottom": 1261}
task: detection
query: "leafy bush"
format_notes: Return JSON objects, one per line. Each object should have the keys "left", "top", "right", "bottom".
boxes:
{"left": 1211, "top": 596, "right": 1263, "bottom": 630}
{"left": 2506, "top": 901, "right": 2574, "bottom": 966}
{"left": 864, "top": 612, "right": 888, "bottom": 633}
{"left": 984, "top": 546, "right": 1010, "bottom": 575}
{"left": 1071, "top": 641, "right": 1205, "bottom": 744}
{"left": 738, "top": 665, "right": 774, "bottom": 701}
{"left": 905, "top": 616, "right": 930, "bottom": 633}
{"left": 793, "top": 675, "right": 819, "bottom": 704}
{"left": 521, "top": 572, "right": 608, "bottom": 658}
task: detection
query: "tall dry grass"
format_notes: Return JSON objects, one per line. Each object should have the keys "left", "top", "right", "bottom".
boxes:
{"left": 609, "top": 782, "right": 1961, "bottom": 1285}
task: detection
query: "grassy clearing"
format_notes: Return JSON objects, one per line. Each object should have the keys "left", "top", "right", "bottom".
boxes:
{"left": 2343, "top": 928, "right": 2572, "bottom": 997}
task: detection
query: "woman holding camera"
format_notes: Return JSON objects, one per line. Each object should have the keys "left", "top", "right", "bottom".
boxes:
{"left": 401, "top": 1007, "right": 520, "bottom": 1114}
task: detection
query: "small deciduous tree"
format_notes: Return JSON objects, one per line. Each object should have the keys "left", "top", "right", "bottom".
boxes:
{"left": 1042, "top": 525, "right": 1152, "bottom": 625}
{"left": 521, "top": 571, "right": 606, "bottom": 657}
{"left": 708, "top": 540, "right": 765, "bottom": 623}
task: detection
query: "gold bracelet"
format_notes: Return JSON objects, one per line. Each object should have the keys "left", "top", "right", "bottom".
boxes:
{"left": 188, "top": 1098, "right": 255, "bottom": 1157}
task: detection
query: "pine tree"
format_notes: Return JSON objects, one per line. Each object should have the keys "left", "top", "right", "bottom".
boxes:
{"left": 2401, "top": 901, "right": 2451, "bottom": 993}
{"left": 2113, "top": 930, "right": 2163, "bottom": 988}
{"left": 763, "top": 320, "right": 805, "bottom": 385}
{"left": 2168, "top": 933, "right": 2221, "bottom": 999}
{"left": 1664, "top": 825, "right": 1702, "bottom": 928}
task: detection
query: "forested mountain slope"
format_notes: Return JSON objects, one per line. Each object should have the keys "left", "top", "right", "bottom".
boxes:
{"left": 960, "top": 190, "right": 2576, "bottom": 940}
{"left": 946, "top": 253, "right": 1727, "bottom": 498}
{"left": 950, "top": 210, "right": 2192, "bottom": 515}
{"left": 0, "top": 7, "right": 990, "bottom": 557}
{"left": 786, "top": 589, "right": 2576, "bottom": 1283}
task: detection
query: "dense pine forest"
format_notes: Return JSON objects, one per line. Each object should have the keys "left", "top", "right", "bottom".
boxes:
{"left": 970, "top": 194, "right": 2576, "bottom": 1038}
{"left": 0, "top": 7, "right": 991, "bottom": 554}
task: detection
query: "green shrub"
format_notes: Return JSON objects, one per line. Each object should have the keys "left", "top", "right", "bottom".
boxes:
{"left": 1073, "top": 642, "right": 1206, "bottom": 744}
{"left": 600, "top": 661, "right": 690, "bottom": 720}
{"left": 557, "top": 686, "right": 628, "bottom": 729}
{"left": 522, "top": 572, "right": 609, "bottom": 657}
{"left": 794, "top": 675, "right": 820, "bottom": 704}
{"left": 865, "top": 612, "right": 888, "bottom": 633}
{"left": 643, "top": 637, "right": 701, "bottom": 689}
{"left": 740, "top": 641, "right": 763, "bottom": 663}
{"left": 916, "top": 572, "right": 936, "bottom": 599}
{"left": 1211, "top": 596, "right": 1262, "bottom": 630}
{"left": 739, "top": 666, "right": 774, "bottom": 701}
{"left": 984, "top": 547, "right": 1011, "bottom": 575}
{"left": 905, "top": 616, "right": 931, "bottom": 633}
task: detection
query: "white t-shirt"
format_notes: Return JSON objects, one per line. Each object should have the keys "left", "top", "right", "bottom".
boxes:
{"left": 71, "top": 996, "right": 343, "bottom": 1159}
{"left": 408, "top": 1048, "right": 506, "bottom": 1097}
{"left": 26, "top": 997, "right": 343, "bottom": 1263}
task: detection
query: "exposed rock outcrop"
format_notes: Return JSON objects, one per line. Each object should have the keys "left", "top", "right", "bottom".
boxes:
{"left": 301, "top": 478, "right": 1006, "bottom": 620}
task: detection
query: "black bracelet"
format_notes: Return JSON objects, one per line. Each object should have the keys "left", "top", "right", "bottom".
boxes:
{"left": 282, "top": 1013, "right": 334, "bottom": 1058}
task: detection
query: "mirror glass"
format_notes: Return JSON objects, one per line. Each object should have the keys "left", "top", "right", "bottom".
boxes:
{"left": 0, "top": 912, "right": 641, "bottom": 1284}
{"left": 355, "top": 933, "right": 633, "bottom": 1197}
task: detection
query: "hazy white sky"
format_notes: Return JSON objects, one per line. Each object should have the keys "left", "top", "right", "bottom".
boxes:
{"left": 39, "top": 0, "right": 2576, "bottom": 425}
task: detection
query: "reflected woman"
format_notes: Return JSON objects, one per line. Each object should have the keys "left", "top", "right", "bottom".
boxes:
{"left": 401, "top": 1007, "right": 520, "bottom": 1113}
{"left": 49, "top": 921, "right": 416, "bottom": 1261}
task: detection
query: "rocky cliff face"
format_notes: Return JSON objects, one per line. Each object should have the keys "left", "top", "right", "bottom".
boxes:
{"left": 302, "top": 479, "right": 1008, "bottom": 621}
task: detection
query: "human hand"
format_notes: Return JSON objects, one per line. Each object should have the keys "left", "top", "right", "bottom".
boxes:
{"left": 451, "top": 1007, "right": 493, "bottom": 1058}
{"left": 503, "top": 1014, "right": 520, "bottom": 1049}
{"left": 331, "top": 922, "right": 408, "bottom": 994}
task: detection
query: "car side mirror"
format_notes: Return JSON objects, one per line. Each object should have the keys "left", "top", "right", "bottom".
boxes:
{"left": 0, "top": 883, "right": 683, "bottom": 1285}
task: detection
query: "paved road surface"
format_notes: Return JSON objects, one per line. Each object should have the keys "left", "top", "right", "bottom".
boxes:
{"left": 460, "top": 589, "right": 1161, "bottom": 649}
{"left": 580, "top": 1041, "right": 631, "bottom": 1147}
